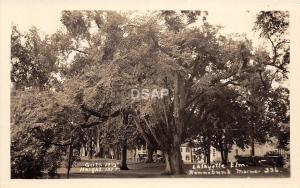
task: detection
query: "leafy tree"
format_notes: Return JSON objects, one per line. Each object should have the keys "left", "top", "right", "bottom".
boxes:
{"left": 11, "top": 89, "right": 84, "bottom": 178}
{"left": 10, "top": 81, "right": 121, "bottom": 178}
{"left": 53, "top": 10, "right": 274, "bottom": 174}
{"left": 254, "top": 11, "right": 289, "bottom": 80}
{"left": 11, "top": 26, "right": 59, "bottom": 90}
{"left": 187, "top": 86, "right": 250, "bottom": 165}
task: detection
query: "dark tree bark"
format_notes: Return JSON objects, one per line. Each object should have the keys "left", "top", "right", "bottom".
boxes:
{"left": 223, "top": 148, "right": 229, "bottom": 166}
{"left": 219, "top": 146, "right": 229, "bottom": 166}
{"left": 168, "top": 145, "right": 184, "bottom": 174}
{"left": 120, "top": 143, "right": 129, "bottom": 170}
{"left": 95, "top": 126, "right": 101, "bottom": 157}
{"left": 251, "top": 138, "right": 255, "bottom": 157}
{"left": 67, "top": 144, "right": 73, "bottom": 179}
{"left": 204, "top": 135, "right": 212, "bottom": 165}
{"left": 116, "top": 147, "right": 120, "bottom": 160}
{"left": 166, "top": 72, "right": 185, "bottom": 174}
{"left": 146, "top": 146, "right": 154, "bottom": 163}
{"left": 111, "top": 147, "right": 116, "bottom": 159}
{"left": 206, "top": 146, "right": 211, "bottom": 165}
{"left": 219, "top": 139, "right": 225, "bottom": 164}
{"left": 163, "top": 152, "right": 172, "bottom": 174}
{"left": 220, "top": 150, "right": 224, "bottom": 164}
{"left": 88, "top": 138, "right": 93, "bottom": 159}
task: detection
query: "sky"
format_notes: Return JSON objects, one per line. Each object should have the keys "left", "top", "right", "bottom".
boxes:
{"left": 10, "top": 9, "right": 266, "bottom": 48}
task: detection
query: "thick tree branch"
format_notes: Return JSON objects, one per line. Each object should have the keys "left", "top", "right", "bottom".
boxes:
{"left": 133, "top": 118, "right": 153, "bottom": 146}
{"left": 143, "top": 117, "right": 163, "bottom": 147}
{"left": 266, "top": 35, "right": 289, "bottom": 72}
{"left": 185, "top": 90, "right": 206, "bottom": 108}
{"left": 80, "top": 121, "right": 103, "bottom": 128}
{"left": 184, "top": 96, "right": 204, "bottom": 126}
{"left": 258, "top": 71, "right": 268, "bottom": 91}
{"left": 80, "top": 103, "right": 121, "bottom": 119}
{"left": 149, "top": 32, "right": 178, "bottom": 59}
{"left": 70, "top": 47, "right": 89, "bottom": 55}
{"left": 49, "top": 141, "right": 72, "bottom": 147}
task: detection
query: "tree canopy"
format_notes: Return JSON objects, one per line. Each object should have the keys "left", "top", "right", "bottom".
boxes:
{"left": 11, "top": 10, "right": 290, "bottom": 177}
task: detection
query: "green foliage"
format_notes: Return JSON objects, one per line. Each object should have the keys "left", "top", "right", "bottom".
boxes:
{"left": 254, "top": 11, "right": 289, "bottom": 79}
{"left": 11, "top": 89, "right": 85, "bottom": 178}
{"left": 254, "top": 11, "right": 289, "bottom": 38}
{"left": 61, "top": 11, "right": 91, "bottom": 38}
{"left": 11, "top": 123, "right": 65, "bottom": 178}
{"left": 11, "top": 26, "right": 59, "bottom": 90}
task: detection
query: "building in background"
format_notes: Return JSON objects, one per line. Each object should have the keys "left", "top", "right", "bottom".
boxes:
{"left": 79, "top": 140, "right": 288, "bottom": 164}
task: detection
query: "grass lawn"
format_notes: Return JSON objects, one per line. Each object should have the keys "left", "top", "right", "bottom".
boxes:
{"left": 44, "top": 158, "right": 290, "bottom": 178}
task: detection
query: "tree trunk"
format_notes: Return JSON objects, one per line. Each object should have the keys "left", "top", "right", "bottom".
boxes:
{"left": 220, "top": 144, "right": 225, "bottom": 165}
{"left": 111, "top": 147, "right": 115, "bottom": 159}
{"left": 67, "top": 144, "right": 73, "bottom": 179}
{"left": 224, "top": 148, "right": 229, "bottom": 166}
{"left": 116, "top": 147, "right": 120, "bottom": 160}
{"left": 168, "top": 145, "right": 184, "bottom": 174}
{"left": 80, "top": 144, "right": 86, "bottom": 156}
{"left": 133, "top": 148, "right": 136, "bottom": 161}
{"left": 163, "top": 152, "right": 172, "bottom": 174}
{"left": 220, "top": 151, "right": 224, "bottom": 164}
{"left": 168, "top": 72, "right": 185, "bottom": 174}
{"left": 88, "top": 139, "right": 93, "bottom": 159}
{"left": 120, "top": 143, "right": 129, "bottom": 170}
{"left": 95, "top": 126, "right": 101, "bottom": 156}
{"left": 251, "top": 139, "right": 255, "bottom": 157}
{"left": 146, "top": 146, "right": 154, "bottom": 163}
{"left": 85, "top": 143, "right": 88, "bottom": 156}
{"left": 250, "top": 123, "right": 255, "bottom": 157}
{"left": 206, "top": 146, "right": 211, "bottom": 165}
{"left": 162, "top": 145, "right": 184, "bottom": 175}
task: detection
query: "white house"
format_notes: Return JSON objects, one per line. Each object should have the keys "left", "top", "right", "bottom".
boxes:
{"left": 177, "top": 141, "right": 283, "bottom": 164}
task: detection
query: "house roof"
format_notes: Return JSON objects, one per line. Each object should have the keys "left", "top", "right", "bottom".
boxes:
{"left": 181, "top": 142, "right": 190, "bottom": 147}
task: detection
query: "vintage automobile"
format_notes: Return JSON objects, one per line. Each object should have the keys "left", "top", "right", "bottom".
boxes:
{"left": 235, "top": 154, "right": 284, "bottom": 167}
